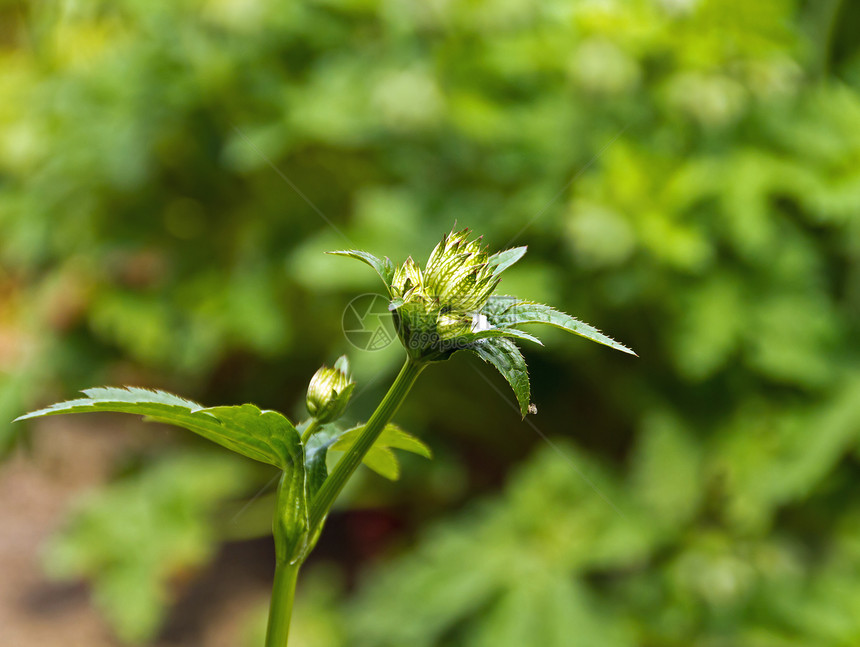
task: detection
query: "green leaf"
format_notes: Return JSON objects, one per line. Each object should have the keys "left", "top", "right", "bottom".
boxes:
{"left": 484, "top": 299, "right": 636, "bottom": 356}
{"left": 487, "top": 246, "right": 527, "bottom": 276}
{"left": 274, "top": 447, "right": 310, "bottom": 562}
{"left": 461, "top": 327, "right": 543, "bottom": 347}
{"left": 43, "top": 452, "right": 255, "bottom": 644}
{"left": 327, "top": 250, "right": 395, "bottom": 290}
{"left": 376, "top": 423, "right": 433, "bottom": 459}
{"left": 630, "top": 411, "right": 703, "bottom": 528}
{"left": 304, "top": 425, "right": 344, "bottom": 500}
{"left": 362, "top": 445, "right": 401, "bottom": 480}
{"left": 469, "top": 338, "right": 531, "bottom": 416}
{"left": 332, "top": 423, "right": 432, "bottom": 480}
{"left": 482, "top": 295, "right": 521, "bottom": 318}
{"left": 15, "top": 387, "right": 301, "bottom": 470}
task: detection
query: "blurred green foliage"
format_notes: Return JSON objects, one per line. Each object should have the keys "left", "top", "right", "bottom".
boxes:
{"left": 43, "top": 452, "right": 255, "bottom": 643}
{"left": 3, "top": 0, "right": 860, "bottom": 644}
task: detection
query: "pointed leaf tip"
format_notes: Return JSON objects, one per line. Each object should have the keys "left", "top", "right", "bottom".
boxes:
{"left": 14, "top": 387, "right": 301, "bottom": 469}
{"left": 487, "top": 246, "right": 527, "bottom": 276}
{"left": 332, "top": 422, "right": 432, "bottom": 480}
{"left": 485, "top": 300, "right": 636, "bottom": 356}
{"left": 328, "top": 250, "right": 395, "bottom": 289}
{"left": 470, "top": 338, "right": 531, "bottom": 416}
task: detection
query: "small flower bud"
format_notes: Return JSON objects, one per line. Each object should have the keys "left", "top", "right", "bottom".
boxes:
{"left": 306, "top": 356, "right": 355, "bottom": 423}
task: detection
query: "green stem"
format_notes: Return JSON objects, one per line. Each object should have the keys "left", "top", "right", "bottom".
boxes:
{"left": 308, "top": 356, "right": 425, "bottom": 530}
{"left": 263, "top": 356, "right": 424, "bottom": 646}
{"left": 264, "top": 560, "right": 300, "bottom": 647}
{"left": 300, "top": 418, "right": 319, "bottom": 445}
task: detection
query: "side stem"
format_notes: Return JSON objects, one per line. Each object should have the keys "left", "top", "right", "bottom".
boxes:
{"left": 264, "top": 559, "right": 300, "bottom": 647}
{"left": 300, "top": 418, "right": 319, "bottom": 445}
{"left": 308, "top": 356, "right": 425, "bottom": 530}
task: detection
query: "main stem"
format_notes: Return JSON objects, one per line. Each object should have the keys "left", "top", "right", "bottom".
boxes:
{"left": 263, "top": 356, "right": 425, "bottom": 647}
{"left": 309, "top": 356, "right": 425, "bottom": 531}
{"left": 264, "top": 560, "right": 299, "bottom": 647}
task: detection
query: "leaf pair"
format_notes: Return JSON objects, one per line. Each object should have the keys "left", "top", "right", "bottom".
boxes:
{"left": 467, "top": 296, "right": 636, "bottom": 416}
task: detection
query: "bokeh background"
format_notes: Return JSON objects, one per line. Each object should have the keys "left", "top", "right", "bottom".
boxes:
{"left": 2, "top": 0, "right": 860, "bottom": 645}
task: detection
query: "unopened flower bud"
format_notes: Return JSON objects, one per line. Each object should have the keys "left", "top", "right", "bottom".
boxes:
{"left": 390, "top": 229, "right": 500, "bottom": 361}
{"left": 306, "top": 356, "right": 355, "bottom": 423}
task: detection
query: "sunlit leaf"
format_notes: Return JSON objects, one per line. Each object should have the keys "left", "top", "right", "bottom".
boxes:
{"left": 485, "top": 299, "right": 636, "bottom": 356}
{"left": 15, "top": 387, "right": 301, "bottom": 470}
{"left": 487, "top": 246, "right": 527, "bottom": 276}
{"left": 332, "top": 423, "right": 432, "bottom": 480}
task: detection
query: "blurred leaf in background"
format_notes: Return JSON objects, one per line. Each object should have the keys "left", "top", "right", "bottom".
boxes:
{"left": 43, "top": 451, "right": 256, "bottom": 643}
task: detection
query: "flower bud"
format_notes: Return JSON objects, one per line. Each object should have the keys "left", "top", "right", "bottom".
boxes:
{"left": 306, "top": 356, "right": 355, "bottom": 423}
{"left": 424, "top": 229, "right": 497, "bottom": 312}
{"left": 390, "top": 229, "right": 500, "bottom": 361}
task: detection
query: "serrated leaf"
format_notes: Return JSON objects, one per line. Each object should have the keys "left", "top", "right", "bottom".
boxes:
{"left": 487, "top": 246, "right": 527, "bottom": 276}
{"left": 332, "top": 423, "right": 432, "bottom": 480}
{"left": 482, "top": 295, "right": 521, "bottom": 318}
{"left": 461, "top": 327, "right": 543, "bottom": 347}
{"left": 484, "top": 300, "right": 636, "bottom": 356}
{"left": 201, "top": 405, "right": 302, "bottom": 468}
{"left": 15, "top": 387, "right": 301, "bottom": 470}
{"left": 470, "top": 338, "right": 531, "bottom": 416}
{"left": 327, "top": 250, "right": 395, "bottom": 290}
